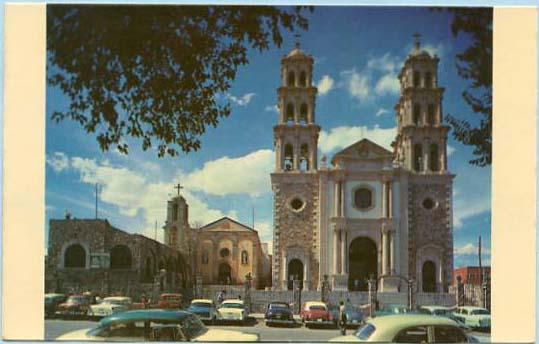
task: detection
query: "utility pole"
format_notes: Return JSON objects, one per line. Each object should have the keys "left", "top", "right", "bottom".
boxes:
{"left": 252, "top": 206, "right": 255, "bottom": 229}
{"left": 95, "top": 183, "right": 100, "bottom": 219}
{"left": 478, "top": 236, "right": 483, "bottom": 287}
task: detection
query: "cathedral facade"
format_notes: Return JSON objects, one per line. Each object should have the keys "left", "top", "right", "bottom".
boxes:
{"left": 271, "top": 40, "right": 454, "bottom": 293}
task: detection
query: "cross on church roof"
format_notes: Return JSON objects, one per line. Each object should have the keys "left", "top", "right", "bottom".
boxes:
{"left": 294, "top": 33, "right": 301, "bottom": 49}
{"left": 413, "top": 33, "right": 421, "bottom": 51}
{"left": 174, "top": 183, "right": 183, "bottom": 196}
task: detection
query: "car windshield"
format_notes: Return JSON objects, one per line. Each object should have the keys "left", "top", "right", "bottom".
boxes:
{"left": 269, "top": 304, "right": 289, "bottom": 310}
{"left": 191, "top": 302, "right": 212, "bottom": 308}
{"left": 309, "top": 305, "right": 326, "bottom": 311}
{"left": 434, "top": 309, "right": 450, "bottom": 316}
{"left": 355, "top": 323, "right": 376, "bottom": 340}
{"left": 471, "top": 309, "right": 490, "bottom": 315}
{"left": 221, "top": 303, "right": 244, "bottom": 309}
{"left": 66, "top": 296, "right": 86, "bottom": 303}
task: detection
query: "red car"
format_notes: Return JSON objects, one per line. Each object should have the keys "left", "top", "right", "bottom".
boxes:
{"left": 156, "top": 293, "right": 183, "bottom": 309}
{"left": 300, "top": 301, "right": 333, "bottom": 328}
{"left": 55, "top": 294, "right": 93, "bottom": 318}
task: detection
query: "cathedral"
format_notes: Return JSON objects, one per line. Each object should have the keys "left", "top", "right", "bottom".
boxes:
{"left": 271, "top": 39, "right": 454, "bottom": 293}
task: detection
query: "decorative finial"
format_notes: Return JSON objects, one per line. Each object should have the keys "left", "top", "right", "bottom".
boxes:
{"left": 413, "top": 33, "right": 421, "bottom": 52}
{"left": 174, "top": 182, "right": 183, "bottom": 196}
{"left": 294, "top": 33, "right": 301, "bottom": 49}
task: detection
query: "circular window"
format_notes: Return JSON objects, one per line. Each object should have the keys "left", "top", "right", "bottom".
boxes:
{"left": 290, "top": 198, "right": 304, "bottom": 210}
{"left": 354, "top": 187, "right": 373, "bottom": 210}
{"left": 422, "top": 198, "right": 436, "bottom": 210}
{"left": 220, "top": 248, "right": 230, "bottom": 258}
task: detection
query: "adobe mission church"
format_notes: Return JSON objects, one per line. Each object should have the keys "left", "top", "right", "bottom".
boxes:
{"left": 269, "top": 39, "right": 454, "bottom": 293}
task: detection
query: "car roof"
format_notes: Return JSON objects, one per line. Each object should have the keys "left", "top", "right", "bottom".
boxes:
{"left": 269, "top": 302, "right": 289, "bottom": 306}
{"left": 161, "top": 293, "right": 182, "bottom": 297}
{"left": 222, "top": 299, "right": 244, "bottom": 304}
{"left": 99, "top": 309, "right": 191, "bottom": 327}
{"left": 103, "top": 296, "right": 131, "bottom": 301}
{"left": 45, "top": 293, "right": 65, "bottom": 298}
{"left": 458, "top": 306, "right": 488, "bottom": 311}
{"left": 305, "top": 301, "right": 327, "bottom": 307}
{"left": 419, "top": 305, "right": 450, "bottom": 310}
{"left": 191, "top": 299, "right": 213, "bottom": 303}
{"left": 370, "top": 314, "right": 457, "bottom": 329}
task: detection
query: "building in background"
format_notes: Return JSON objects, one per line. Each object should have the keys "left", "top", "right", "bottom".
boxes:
{"left": 271, "top": 38, "right": 454, "bottom": 292}
{"left": 454, "top": 266, "right": 491, "bottom": 286}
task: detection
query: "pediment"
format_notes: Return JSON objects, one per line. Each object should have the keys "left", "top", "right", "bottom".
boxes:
{"left": 331, "top": 139, "right": 392, "bottom": 164}
{"left": 199, "top": 217, "right": 255, "bottom": 233}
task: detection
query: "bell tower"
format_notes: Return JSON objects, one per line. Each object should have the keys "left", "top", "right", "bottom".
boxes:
{"left": 271, "top": 42, "right": 321, "bottom": 291}
{"left": 164, "top": 184, "right": 191, "bottom": 256}
{"left": 394, "top": 35, "right": 454, "bottom": 293}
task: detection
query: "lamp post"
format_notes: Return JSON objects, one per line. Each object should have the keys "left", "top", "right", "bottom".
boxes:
{"left": 407, "top": 278, "right": 415, "bottom": 311}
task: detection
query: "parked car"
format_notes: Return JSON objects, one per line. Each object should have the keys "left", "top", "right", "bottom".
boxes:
{"left": 88, "top": 296, "right": 133, "bottom": 318}
{"left": 373, "top": 304, "right": 411, "bottom": 317}
{"left": 264, "top": 302, "right": 295, "bottom": 326}
{"left": 300, "top": 301, "right": 333, "bottom": 328}
{"left": 156, "top": 293, "right": 183, "bottom": 309}
{"left": 418, "top": 305, "right": 470, "bottom": 329}
{"left": 452, "top": 306, "right": 491, "bottom": 332}
{"left": 45, "top": 293, "right": 67, "bottom": 318}
{"left": 55, "top": 294, "right": 93, "bottom": 319}
{"left": 217, "top": 299, "right": 249, "bottom": 322}
{"left": 328, "top": 304, "right": 364, "bottom": 328}
{"left": 188, "top": 299, "right": 218, "bottom": 324}
{"left": 55, "top": 309, "right": 259, "bottom": 341}
{"left": 329, "top": 314, "right": 479, "bottom": 342}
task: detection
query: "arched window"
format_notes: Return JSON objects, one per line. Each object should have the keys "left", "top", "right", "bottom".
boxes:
{"left": 299, "top": 103, "right": 308, "bottom": 123}
{"left": 422, "top": 260, "right": 436, "bottom": 292}
{"left": 110, "top": 245, "right": 132, "bottom": 269}
{"left": 64, "top": 244, "right": 86, "bottom": 268}
{"left": 286, "top": 103, "right": 295, "bottom": 122}
{"left": 427, "top": 104, "right": 435, "bottom": 125}
{"left": 413, "top": 70, "right": 420, "bottom": 88}
{"left": 413, "top": 144, "right": 423, "bottom": 172}
{"left": 241, "top": 250, "right": 249, "bottom": 265}
{"left": 202, "top": 250, "right": 209, "bottom": 264}
{"left": 144, "top": 256, "right": 153, "bottom": 283}
{"left": 299, "top": 71, "right": 307, "bottom": 87}
{"left": 425, "top": 71, "right": 433, "bottom": 88}
{"left": 220, "top": 248, "right": 230, "bottom": 258}
{"left": 284, "top": 144, "right": 294, "bottom": 171}
{"left": 299, "top": 143, "right": 309, "bottom": 171}
{"left": 287, "top": 71, "right": 296, "bottom": 87}
{"left": 413, "top": 103, "right": 421, "bottom": 125}
{"left": 429, "top": 144, "right": 439, "bottom": 172}
{"left": 354, "top": 187, "right": 373, "bottom": 210}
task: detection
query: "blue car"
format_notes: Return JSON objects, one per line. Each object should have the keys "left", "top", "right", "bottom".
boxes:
{"left": 265, "top": 302, "right": 295, "bottom": 326}
{"left": 187, "top": 299, "right": 218, "bottom": 324}
{"left": 328, "top": 304, "right": 364, "bottom": 328}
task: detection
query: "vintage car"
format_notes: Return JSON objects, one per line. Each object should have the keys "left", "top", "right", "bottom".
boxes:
{"left": 56, "top": 294, "right": 93, "bottom": 319}
{"left": 187, "top": 299, "right": 218, "bottom": 324}
{"left": 300, "top": 301, "right": 333, "bottom": 328}
{"left": 329, "top": 314, "right": 479, "bottom": 342}
{"left": 55, "top": 309, "right": 259, "bottom": 341}
{"left": 88, "top": 296, "right": 133, "bottom": 318}
{"left": 155, "top": 293, "right": 183, "bottom": 309}
{"left": 328, "top": 304, "right": 364, "bottom": 328}
{"left": 373, "top": 304, "right": 411, "bottom": 317}
{"left": 217, "top": 299, "right": 249, "bottom": 322}
{"left": 418, "top": 305, "right": 469, "bottom": 329}
{"left": 452, "top": 306, "right": 491, "bottom": 331}
{"left": 264, "top": 302, "right": 295, "bottom": 326}
{"left": 45, "top": 293, "right": 67, "bottom": 318}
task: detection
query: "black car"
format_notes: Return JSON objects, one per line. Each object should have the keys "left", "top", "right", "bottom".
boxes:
{"left": 45, "top": 293, "right": 67, "bottom": 318}
{"left": 264, "top": 302, "right": 295, "bottom": 326}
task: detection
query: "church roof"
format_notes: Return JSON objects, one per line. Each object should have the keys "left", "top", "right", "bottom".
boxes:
{"left": 331, "top": 138, "right": 393, "bottom": 165}
{"left": 198, "top": 216, "right": 257, "bottom": 233}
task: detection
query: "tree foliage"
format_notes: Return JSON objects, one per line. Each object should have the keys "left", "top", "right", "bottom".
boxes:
{"left": 445, "top": 8, "right": 492, "bottom": 166}
{"left": 47, "top": 5, "right": 311, "bottom": 157}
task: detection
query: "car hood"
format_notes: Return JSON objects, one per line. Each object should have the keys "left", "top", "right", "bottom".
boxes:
{"left": 196, "top": 329, "right": 258, "bottom": 342}
{"left": 189, "top": 306, "right": 212, "bottom": 313}
{"left": 219, "top": 308, "right": 243, "bottom": 314}
{"left": 56, "top": 328, "right": 96, "bottom": 341}
{"left": 329, "top": 334, "right": 358, "bottom": 342}
{"left": 91, "top": 303, "right": 126, "bottom": 310}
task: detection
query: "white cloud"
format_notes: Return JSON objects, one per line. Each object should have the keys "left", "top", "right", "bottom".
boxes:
{"left": 317, "top": 75, "right": 335, "bottom": 96}
{"left": 227, "top": 92, "right": 256, "bottom": 106}
{"left": 318, "top": 125, "right": 396, "bottom": 154}
{"left": 375, "top": 73, "right": 400, "bottom": 96}
{"left": 454, "top": 243, "right": 490, "bottom": 256}
{"left": 47, "top": 152, "right": 70, "bottom": 172}
{"left": 264, "top": 105, "right": 279, "bottom": 114}
{"left": 375, "top": 108, "right": 390, "bottom": 117}
{"left": 182, "top": 149, "right": 274, "bottom": 197}
{"left": 453, "top": 188, "right": 491, "bottom": 229}
{"left": 340, "top": 69, "right": 370, "bottom": 101}
{"left": 447, "top": 145, "right": 456, "bottom": 156}
{"left": 367, "top": 53, "right": 401, "bottom": 73}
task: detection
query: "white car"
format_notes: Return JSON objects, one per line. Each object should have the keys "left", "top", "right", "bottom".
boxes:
{"left": 56, "top": 309, "right": 258, "bottom": 341}
{"left": 329, "top": 314, "right": 479, "bottom": 342}
{"left": 217, "top": 299, "right": 248, "bottom": 322}
{"left": 88, "top": 296, "right": 132, "bottom": 318}
{"left": 453, "top": 306, "right": 491, "bottom": 331}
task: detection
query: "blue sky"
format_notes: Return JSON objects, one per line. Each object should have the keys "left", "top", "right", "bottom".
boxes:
{"left": 45, "top": 6, "right": 491, "bottom": 268}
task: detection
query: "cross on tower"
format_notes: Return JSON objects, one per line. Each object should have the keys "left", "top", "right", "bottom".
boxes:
{"left": 174, "top": 183, "right": 183, "bottom": 196}
{"left": 294, "top": 33, "right": 301, "bottom": 49}
{"left": 413, "top": 33, "right": 421, "bottom": 51}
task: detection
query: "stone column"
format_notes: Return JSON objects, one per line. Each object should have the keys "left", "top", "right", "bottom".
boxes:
{"left": 423, "top": 146, "right": 430, "bottom": 172}
{"left": 309, "top": 138, "right": 316, "bottom": 171}
{"left": 275, "top": 138, "right": 282, "bottom": 171}
{"left": 293, "top": 142, "right": 299, "bottom": 170}
{"left": 389, "top": 230, "right": 395, "bottom": 274}
{"left": 333, "top": 228, "right": 339, "bottom": 274}
{"left": 334, "top": 181, "right": 340, "bottom": 217}
{"left": 382, "top": 181, "right": 387, "bottom": 218}
{"left": 382, "top": 228, "right": 388, "bottom": 276}
{"left": 340, "top": 229, "right": 346, "bottom": 274}
{"left": 303, "top": 259, "right": 309, "bottom": 291}
{"left": 340, "top": 181, "right": 346, "bottom": 217}
{"left": 388, "top": 181, "right": 393, "bottom": 218}
{"left": 282, "top": 255, "right": 288, "bottom": 290}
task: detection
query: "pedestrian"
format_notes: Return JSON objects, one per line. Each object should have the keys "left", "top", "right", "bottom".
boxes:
{"left": 217, "top": 290, "right": 226, "bottom": 304}
{"left": 339, "top": 301, "right": 347, "bottom": 335}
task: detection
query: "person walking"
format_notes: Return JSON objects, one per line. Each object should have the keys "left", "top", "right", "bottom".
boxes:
{"left": 217, "top": 290, "right": 226, "bottom": 305}
{"left": 339, "top": 301, "right": 347, "bottom": 335}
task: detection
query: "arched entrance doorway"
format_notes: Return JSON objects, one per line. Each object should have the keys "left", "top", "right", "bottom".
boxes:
{"left": 218, "top": 263, "right": 232, "bottom": 284}
{"left": 287, "top": 259, "right": 304, "bottom": 290}
{"left": 64, "top": 244, "right": 86, "bottom": 268}
{"left": 422, "top": 260, "right": 436, "bottom": 292}
{"left": 348, "top": 237, "right": 377, "bottom": 291}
